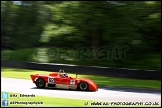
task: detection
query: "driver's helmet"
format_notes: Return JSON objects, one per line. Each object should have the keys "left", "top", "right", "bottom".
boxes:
{"left": 59, "top": 69, "right": 64, "bottom": 73}
{"left": 59, "top": 69, "right": 68, "bottom": 77}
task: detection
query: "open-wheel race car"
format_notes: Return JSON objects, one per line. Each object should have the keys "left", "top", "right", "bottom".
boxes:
{"left": 30, "top": 69, "right": 98, "bottom": 91}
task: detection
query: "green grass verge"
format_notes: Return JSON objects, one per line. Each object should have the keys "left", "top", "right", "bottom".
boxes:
{"left": 1, "top": 68, "right": 161, "bottom": 89}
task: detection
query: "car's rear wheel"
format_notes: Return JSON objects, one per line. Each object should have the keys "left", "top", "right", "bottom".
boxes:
{"left": 35, "top": 78, "right": 46, "bottom": 88}
{"left": 78, "top": 82, "right": 88, "bottom": 91}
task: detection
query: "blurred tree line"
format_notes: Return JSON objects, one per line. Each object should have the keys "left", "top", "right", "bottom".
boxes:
{"left": 1, "top": 1, "right": 161, "bottom": 70}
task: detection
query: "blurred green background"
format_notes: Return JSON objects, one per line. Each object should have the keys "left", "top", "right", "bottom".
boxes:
{"left": 1, "top": 1, "right": 161, "bottom": 70}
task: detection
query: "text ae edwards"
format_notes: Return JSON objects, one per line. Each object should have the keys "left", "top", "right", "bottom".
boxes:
{"left": 10, "top": 94, "right": 35, "bottom": 98}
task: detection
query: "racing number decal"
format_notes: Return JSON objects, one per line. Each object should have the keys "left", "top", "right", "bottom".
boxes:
{"left": 70, "top": 80, "right": 75, "bottom": 85}
{"left": 48, "top": 77, "right": 54, "bottom": 84}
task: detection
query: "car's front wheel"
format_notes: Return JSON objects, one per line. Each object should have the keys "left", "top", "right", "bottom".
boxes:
{"left": 35, "top": 78, "right": 46, "bottom": 88}
{"left": 78, "top": 82, "right": 88, "bottom": 91}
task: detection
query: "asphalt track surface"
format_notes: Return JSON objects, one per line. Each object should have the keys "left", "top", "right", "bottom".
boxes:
{"left": 1, "top": 77, "right": 161, "bottom": 104}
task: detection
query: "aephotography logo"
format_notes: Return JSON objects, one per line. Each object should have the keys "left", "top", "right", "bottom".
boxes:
{"left": 39, "top": 46, "right": 129, "bottom": 61}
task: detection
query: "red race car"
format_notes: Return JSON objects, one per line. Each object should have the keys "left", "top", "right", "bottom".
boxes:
{"left": 30, "top": 69, "right": 98, "bottom": 91}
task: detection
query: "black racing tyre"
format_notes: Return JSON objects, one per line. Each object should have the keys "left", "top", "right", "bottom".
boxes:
{"left": 78, "top": 82, "right": 88, "bottom": 91}
{"left": 35, "top": 78, "right": 46, "bottom": 88}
